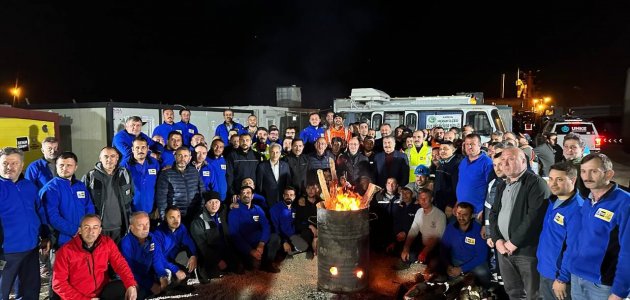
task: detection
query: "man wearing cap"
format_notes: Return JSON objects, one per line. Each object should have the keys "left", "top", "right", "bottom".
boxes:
{"left": 405, "top": 165, "right": 433, "bottom": 199}
{"left": 113, "top": 116, "right": 164, "bottom": 163}
{"left": 405, "top": 130, "right": 432, "bottom": 185}
{"left": 190, "top": 191, "right": 243, "bottom": 281}
{"left": 324, "top": 113, "right": 352, "bottom": 145}
{"left": 228, "top": 186, "right": 281, "bottom": 273}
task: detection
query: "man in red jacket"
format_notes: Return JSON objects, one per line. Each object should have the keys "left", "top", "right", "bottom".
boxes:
{"left": 52, "top": 214, "right": 138, "bottom": 300}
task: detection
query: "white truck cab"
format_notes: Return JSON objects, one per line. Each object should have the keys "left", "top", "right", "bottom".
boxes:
{"left": 334, "top": 88, "right": 508, "bottom": 142}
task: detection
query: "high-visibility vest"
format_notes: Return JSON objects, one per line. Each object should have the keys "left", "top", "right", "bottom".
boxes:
{"left": 405, "top": 142, "right": 432, "bottom": 183}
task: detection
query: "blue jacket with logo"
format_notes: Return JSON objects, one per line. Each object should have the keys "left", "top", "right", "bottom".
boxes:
{"left": 175, "top": 121, "right": 198, "bottom": 147}
{"left": 214, "top": 122, "right": 245, "bottom": 144}
{"left": 0, "top": 176, "right": 48, "bottom": 253}
{"left": 160, "top": 149, "right": 176, "bottom": 170}
{"left": 112, "top": 130, "right": 164, "bottom": 163}
{"left": 228, "top": 202, "right": 271, "bottom": 255}
{"left": 299, "top": 125, "right": 325, "bottom": 144}
{"left": 152, "top": 122, "right": 179, "bottom": 141}
{"left": 269, "top": 202, "right": 295, "bottom": 242}
{"left": 24, "top": 157, "right": 55, "bottom": 190}
{"left": 536, "top": 192, "right": 584, "bottom": 282}
{"left": 195, "top": 162, "right": 218, "bottom": 192}
{"left": 208, "top": 156, "right": 228, "bottom": 201}
{"left": 40, "top": 177, "right": 95, "bottom": 248}
{"left": 566, "top": 184, "right": 630, "bottom": 298}
{"left": 153, "top": 223, "right": 197, "bottom": 263}
{"left": 121, "top": 157, "right": 160, "bottom": 213}
{"left": 120, "top": 232, "right": 178, "bottom": 293}
{"left": 440, "top": 221, "right": 488, "bottom": 273}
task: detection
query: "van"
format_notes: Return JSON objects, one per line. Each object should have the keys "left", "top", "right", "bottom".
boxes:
{"left": 334, "top": 88, "right": 508, "bottom": 142}
{"left": 540, "top": 118, "right": 601, "bottom": 151}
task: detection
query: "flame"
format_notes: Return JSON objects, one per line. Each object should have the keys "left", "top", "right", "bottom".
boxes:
{"left": 331, "top": 187, "right": 362, "bottom": 211}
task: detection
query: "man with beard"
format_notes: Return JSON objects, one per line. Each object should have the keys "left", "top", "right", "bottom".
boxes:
{"left": 283, "top": 138, "right": 309, "bottom": 196}
{"left": 228, "top": 186, "right": 281, "bottom": 273}
{"left": 175, "top": 109, "right": 198, "bottom": 147}
{"left": 226, "top": 133, "right": 262, "bottom": 197}
{"left": 153, "top": 109, "right": 179, "bottom": 144}
{"left": 430, "top": 126, "right": 446, "bottom": 148}
{"left": 388, "top": 187, "right": 421, "bottom": 257}
{"left": 374, "top": 123, "right": 392, "bottom": 153}
{"left": 256, "top": 143, "right": 291, "bottom": 208}
{"left": 294, "top": 183, "right": 324, "bottom": 259}
{"left": 357, "top": 122, "right": 369, "bottom": 141}
{"left": 405, "top": 130, "right": 432, "bottom": 185}
{"left": 83, "top": 147, "right": 133, "bottom": 243}
{"left": 160, "top": 131, "right": 184, "bottom": 170}
{"left": 284, "top": 127, "right": 296, "bottom": 140}
{"left": 245, "top": 115, "right": 259, "bottom": 141}
{"left": 269, "top": 187, "right": 302, "bottom": 258}
{"left": 324, "top": 114, "right": 352, "bottom": 145}
{"left": 153, "top": 206, "right": 197, "bottom": 287}
{"left": 253, "top": 127, "right": 270, "bottom": 160}
{"left": 214, "top": 109, "right": 245, "bottom": 144}
{"left": 268, "top": 127, "right": 282, "bottom": 145}
{"left": 113, "top": 116, "right": 164, "bottom": 163}
{"left": 374, "top": 136, "right": 409, "bottom": 188}
{"left": 121, "top": 137, "right": 160, "bottom": 214}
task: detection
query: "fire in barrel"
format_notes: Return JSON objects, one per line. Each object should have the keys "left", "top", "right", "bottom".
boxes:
{"left": 316, "top": 168, "right": 378, "bottom": 293}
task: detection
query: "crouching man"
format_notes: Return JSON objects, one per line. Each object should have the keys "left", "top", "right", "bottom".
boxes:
{"left": 53, "top": 214, "right": 137, "bottom": 299}
{"left": 153, "top": 206, "right": 198, "bottom": 286}
{"left": 190, "top": 191, "right": 243, "bottom": 281}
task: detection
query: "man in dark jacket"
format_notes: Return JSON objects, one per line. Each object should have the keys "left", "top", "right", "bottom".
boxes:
{"left": 336, "top": 137, "right": 370, "bottom": 186}
{"left": 388, "top": 187, "right": 420, "bottom": 256}
{"left": 155, "top": 147, "right": 205, "bottom": 225}
{"left": 374, "top": 136, "right": 409, "bottom": 188}
{"left": 83, "top": 146, "right": 133, "bottom": 243}
{"left": 190, "top": 191, "right": 242, "bottom": 281}
{"left": 226, "top": 134, "right": 262, "bottom": 197}
{"left": 283, "top": 139, "right": 308, "bottom": 193}
{"left": 433, "top": 141, "right": 463, "bottom": 216}
{"left": 53, "top": 214, "right": 137, "bottom": 300}
{"left": 0, "top": 147, "right": 50, "bottom": 300}
{"left": 489, "top": 147, "right": 550, "bottom": 300}
{"left": 256, "top": 143, "right": 291, "bottom": 208}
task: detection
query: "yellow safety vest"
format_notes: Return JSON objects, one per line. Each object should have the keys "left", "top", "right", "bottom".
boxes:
{"left": 405, "top": 142, "right": 432, "bottom": 184}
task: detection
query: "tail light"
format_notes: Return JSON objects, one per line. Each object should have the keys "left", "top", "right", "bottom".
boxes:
{"left": 595, "top": 136, "right": 602, "bottom": 148}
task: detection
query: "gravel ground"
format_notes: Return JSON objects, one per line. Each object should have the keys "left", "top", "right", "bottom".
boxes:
{"left": 37, "top": 251, "right": 423, "bottom": 299}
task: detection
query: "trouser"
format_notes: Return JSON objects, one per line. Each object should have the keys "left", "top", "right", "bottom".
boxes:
{"left": 102, "top": 229, "right": 123, "bottom": 245}
{"left": 99, "top": 280, "right": 126, "bottom": 300}
{"left": 497, "top": 254, "right": 539, "bottom": 300}
{"left": 0, "top": 248, "right": 40, "bottom": 300}
{"left": 570, "top": 274, "right": 611, "bottom": 300}
{"left": 199, "top": 244, "right": 241, "bottom": 279}
{"left": 239, "top": 234, "right": 281, "bottom": 269}
{"left": 453, "top": 258, "right": 491, "bottom": 289}
{"left": 540, "top": 276, "right": 572, "bottom": 300}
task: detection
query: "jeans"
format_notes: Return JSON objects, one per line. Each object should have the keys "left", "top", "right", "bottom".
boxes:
{"left": 0, "top": 249, "right": 40, "bottom": 300}
{"left": 497, "top": 254, "right": 539, "bottom": 300}
{"left": 570, "top": 274, "right": 611, "bottom": 300}
{"left": 540, "top": 276, "right": 571, "bottom": 300}
{"left": 453, "top": 258, "right": 491, "bottom": 288}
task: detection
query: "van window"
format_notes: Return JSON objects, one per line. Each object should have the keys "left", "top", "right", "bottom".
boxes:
{"left": 417, "top": 110, "right": 463, "bottom": 130}
{"left": 466, "top": 111, "right": 492, "bottom": 136}
{"left": 405, "top": 113, "right": 417, "bottom": 130}
{"left": 371, "top": 113, "right": 383, "bottom": 130}
{"left": 491, "top": 109, "right": 506, "bottom": 132}
{"left": 384, "top": 112, "right": 404, "bottom": 129}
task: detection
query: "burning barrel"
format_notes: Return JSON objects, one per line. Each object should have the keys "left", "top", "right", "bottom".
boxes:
{"left": 317, "top": 207, "right": 370, "bottom": 293}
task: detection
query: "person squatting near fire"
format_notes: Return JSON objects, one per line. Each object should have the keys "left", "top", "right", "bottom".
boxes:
{"left": 3, "top": 109, "right": 629, "bottom": 299}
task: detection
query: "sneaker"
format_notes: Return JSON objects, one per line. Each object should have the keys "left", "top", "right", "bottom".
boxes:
{"left": 393, "top": 260, "right": 410, "bottom": 270}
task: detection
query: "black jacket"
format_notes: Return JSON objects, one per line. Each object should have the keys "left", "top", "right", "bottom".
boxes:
{"left": 282, "top": 153, "right": 309, "bottom": 193}
{"left": 433, "top": 154, "right": 463, "bottom": 211}
{"left": 82, "top": 163, "right": 133, "bottom": 233}
{"left": 226, "top": 148, "right": 262, "bottom": 195}
{"left": 373, "top": 151, "right": 409, "bottom": 188}
{"left": 155, "top": 165, "right": 205, "bottom": 218}
{"left": 189, "top": 205, "right": 232, "bottom": 277}
{"left": 489, "top": 170, "right": 551, "bottom": 257}
{"left": 255, "top": 160, "right": 292, "bottom": 208}
{"left": 336, "top": 151, "right": 371, "bottom": 186}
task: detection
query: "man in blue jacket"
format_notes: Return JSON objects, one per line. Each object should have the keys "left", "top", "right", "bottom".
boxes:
{"left": 191, "top": 144, "right": 218, "bottom": 192}
{"left": 536, "top": 162, "right": 584, "bottom": 300}
{"left": 228, "top": 186, "right": 281, "bottom": 273}
{"left": 113, "top": 116, "right": 164, "bottom": 163}
{"left": 214, "top": 109, "right": 245, "bottom": 144}
{"left": 175, "top": 108, "right": 198, "bottom": 147}
{"left": 457, "top": 134, "right": 494, "bottom": 220}
{"left": 0, "top": 147, "right": 50, "bottom": 300}
{"left": 25, "top": 136, "right": 59, "bottom": 190}
{"left": 160, "top": 131, "right": 184, "bottom": 170}
{"left": 40, "top": 151, "right": 96, "bottom": 249}
{"left": 153, "top": 206, "right": 197, "bottom": 280}
{"left": 299, "top": 113, "right": 325, "bottom": 153}
{"left": 153, "top": 109, "right": 179, "bottom": 143}
{"left": 120, "top": 136, "right": 160, "bottom": 213}
{"left": 208, "top": 139, "right": 228, "bottom": 201}
{"left": 440, "top": 202, "right": 490, "bottom": 288}
{"left": 269, "top": 187, "right": 298, "bottom": 257}
{"left": 121, "top": 212, "right": 185, "bottom": 298}
{"left": 566, "top": 153, "right": 630, "bottom": 300}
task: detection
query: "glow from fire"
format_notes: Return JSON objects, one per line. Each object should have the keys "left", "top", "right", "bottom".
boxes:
{"left": 334, "top": 188, "right": 362, "bottom": 211}
{"left": 330, "top": 267, "right": 338, "bottom": 276}
{"left": 356, "top": 270, "right": 364, "bottom": 278}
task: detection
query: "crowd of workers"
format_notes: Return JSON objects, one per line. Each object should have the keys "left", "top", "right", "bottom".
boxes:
{"left": 0, "top": 108, "right": 628, "bottom": 300}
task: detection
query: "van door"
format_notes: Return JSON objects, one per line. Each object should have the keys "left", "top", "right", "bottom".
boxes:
{"left": 371, "top": 112, "right": 383, "bottom": 133}
{"left": 404, "top": 111, "right": 418, "bottom": 130}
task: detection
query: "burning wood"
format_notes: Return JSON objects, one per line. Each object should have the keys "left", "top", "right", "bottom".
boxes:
{"left": 317, "top": 169, "right": 377, "bottom": 211}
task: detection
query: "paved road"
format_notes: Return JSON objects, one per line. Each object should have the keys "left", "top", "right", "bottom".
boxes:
{"left": 600, "top": 144, "right": 630, "bottom": 187}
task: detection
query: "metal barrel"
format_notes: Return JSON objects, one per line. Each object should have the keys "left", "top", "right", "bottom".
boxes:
{"left": 317, "top": 207, "right": 370, "bottom": 293}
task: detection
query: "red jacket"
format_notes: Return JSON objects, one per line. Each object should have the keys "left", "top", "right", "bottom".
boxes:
{"left": 53, "top": 235, "right": 137, "bottom": 300}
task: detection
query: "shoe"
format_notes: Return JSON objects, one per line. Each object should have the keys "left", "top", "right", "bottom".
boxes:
{"left": 393, "top": 260, "right": 410, "bottom": 270}
{"left": 305, "top": 251, "right": 314, "bottom": 260}
{"left": 262, "top": 262, "right": 281, "bottom": 273}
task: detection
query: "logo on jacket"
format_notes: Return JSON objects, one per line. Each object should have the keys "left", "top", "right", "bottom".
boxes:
{"left": 203, "top": 171, "right": 210, "bottom": 177}
{"left": 148, "top": 169, "right": 157, "bottom": 175}
{"left": 77, "top": 191, "right": 86, "bottom": 198}
{"left": 253, "top": 215, "right": 260, "bottom": 222}
{"left": 292, "top": 212, "right": 296, "bottom": 219}
{"left": 189, "top": 129, "right": 195, "bottom": 134}
{"left": 553, "top": 213, "right": 565, "bottom": 226}
{"left": 465, "top": 237, "right": 476, "bottom": 245}
{"left": 149, "top": 243, "right": 155, "bottom": 251}
{"left": 594, "top": 208, "right": 614, "bottom": 223}
{"left": 221, "top": 164, "right": 226, "bottom": 170}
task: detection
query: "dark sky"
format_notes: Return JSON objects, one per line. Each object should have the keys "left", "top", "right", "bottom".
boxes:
{"left": 1, "top": 1, "right": 629, "bottom": 109}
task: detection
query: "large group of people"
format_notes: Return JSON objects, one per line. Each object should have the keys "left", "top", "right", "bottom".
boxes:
{"left": 0, "top": 107, "right": 628, "bottom": 300}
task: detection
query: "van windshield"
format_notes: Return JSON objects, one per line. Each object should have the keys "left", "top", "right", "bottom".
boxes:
{"left": 466, "top": 111, "right": 493, "bottom": 136}
{"left": 491, "top": 109, "right": 506, "bottom": 132}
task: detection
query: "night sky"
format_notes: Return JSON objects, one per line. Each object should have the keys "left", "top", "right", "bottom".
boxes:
{"left": 2, "top": 1, "right": 629, "bottom": 109}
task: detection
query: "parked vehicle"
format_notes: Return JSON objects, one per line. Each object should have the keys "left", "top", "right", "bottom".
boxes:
{"left": 538, "top": 117, "right": 602, "bottom": 151}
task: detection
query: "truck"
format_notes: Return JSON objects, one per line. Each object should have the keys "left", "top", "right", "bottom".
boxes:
{"left": 334, "top": 88, "right": 510, "bottom": 142}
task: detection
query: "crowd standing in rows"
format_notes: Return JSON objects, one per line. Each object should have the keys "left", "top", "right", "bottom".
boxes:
{"left": 0, "top": 108, "right": 628, "bottom": 300}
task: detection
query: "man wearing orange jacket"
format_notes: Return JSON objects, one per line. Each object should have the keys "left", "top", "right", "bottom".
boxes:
{"left": 53, "top": 214, "right": 138, "bottom": 300}
{"left": 324, "top": 114, "right": 352, "bottom": 145}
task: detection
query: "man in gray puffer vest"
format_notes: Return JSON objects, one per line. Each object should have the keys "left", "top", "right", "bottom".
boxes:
{"left": 156, "top": 147, "right": 205, "bottom": 226}
{"left": 82, "top": 146, "right": 133, "bottom": 244}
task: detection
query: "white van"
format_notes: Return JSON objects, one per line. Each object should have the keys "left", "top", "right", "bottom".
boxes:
{"left": 334, "top": 88, "right": 508, "bottom": 142}
{"left": 540, "top": 118, "right": 601, "bottom": 151}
